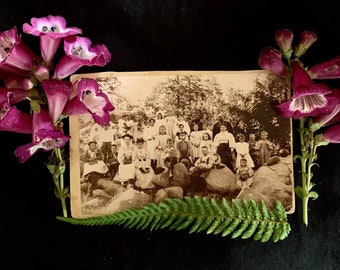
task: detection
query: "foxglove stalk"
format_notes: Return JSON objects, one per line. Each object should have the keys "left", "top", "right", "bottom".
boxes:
{"left": 63, "top": 78, "right": 114, "bottom": 126}
{"left": 258, "top": 47, "right": 288, "bottom": 77}
{"left": 23, "top": 15, "right": 82, "bottom": 66}
{"left": 53, "top": 36, "right": 111, "bottom": 80}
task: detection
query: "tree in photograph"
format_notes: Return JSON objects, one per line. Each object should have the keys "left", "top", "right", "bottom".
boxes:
{"left": 144, "top": 75, "right": 225, "bottom": 125}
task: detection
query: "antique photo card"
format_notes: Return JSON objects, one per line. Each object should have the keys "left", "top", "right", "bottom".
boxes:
{"left": 69, "top": 70, "right": 295, "bottom": 218}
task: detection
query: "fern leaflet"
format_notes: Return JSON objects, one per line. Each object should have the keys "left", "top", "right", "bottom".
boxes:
{"left": 57, "top": 196, "right": 291, "bottom": 242}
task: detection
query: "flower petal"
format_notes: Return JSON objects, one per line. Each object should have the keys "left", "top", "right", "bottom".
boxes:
{"left": 0, "top": 93, "right": 32, "bottom": 133}
{"left": 276, "top": 62, "right": 336, "bottom": 119}
{"left": 23, "top": 15, "right": 82, "bottom": 64}
{"left": 0, "top": 27, "right": 37, "bottom": 76}
{"left": 308, "top": 56, "right": 340, "bottom": 79}
{"left": 258, "top": 47, "right": 288, "bottom": 77}
{"left": 14, "top": 131, "right": 70, "bottom": 163}
{"left": 294, "top": 30, "right": 317, "bottom": 58}
{"left": 275, "top": 29, "right": 294, "bottom": 60}
{"left": 52, "top": 36, "right": 111, "bottom": 79}
{"left": 322, "top": 124, "right": 340, "bottom": 143}
{"left": 42, "top": 79, "right": 73, "bottom": 123}
{"left": 64, "top": 78, "right": 114, "bottom": 126}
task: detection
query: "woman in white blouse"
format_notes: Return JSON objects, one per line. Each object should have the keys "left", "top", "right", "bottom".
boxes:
{"left": 213, "top": 122, "right": 236, "bottom": 171}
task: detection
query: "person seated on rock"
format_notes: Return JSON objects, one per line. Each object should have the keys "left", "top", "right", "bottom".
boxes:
{"left": 187, "top": 146, "right": 215, "bottom": 195}
{"left": 190, "top": 146, "right": 214, "bottom": 181}
{"left": 134, "top": 138, "right": 156, "bottom": 192}
{"left": 81, "top": 140, "right": 109, "bottom": 193}
{"left": 235, "top": 158, "right": 254, "bottom": 188}
{"left": 106, "top": 144, "right": 119, "bottom": 180}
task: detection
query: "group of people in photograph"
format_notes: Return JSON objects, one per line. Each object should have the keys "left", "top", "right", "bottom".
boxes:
{"left": 79, "top": 110, "right": 289, "bottom": 200}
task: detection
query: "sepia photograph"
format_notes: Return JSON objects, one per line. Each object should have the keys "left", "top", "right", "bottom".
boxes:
{"left": 69, "top": 70, "right": 295, "bottom": 218}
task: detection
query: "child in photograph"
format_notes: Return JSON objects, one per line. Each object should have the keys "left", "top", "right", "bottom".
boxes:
{"left": 257, "top": 130, "right": 274, "bottom": 167}
{"left": 176, "top": 131, "right": 192, "bottom": 162}
{"left": 200, "top": 123, "right": 213, "bottom": 141}
{"left": 175, "top": 115, "right": 191, "bottom": 138}
{"left": 190, "top": 123, "right": 201, "bottom": 163}
{"left": 235, "top": 158, "right": 254, "bottom": 188}
{"left": 163, "top": 138, "right": 179, "bottom": 161}
{"left": 234, "top": 133, "right": 255, "bottom": 169}
{"left": 247, "top": 133, "right": 259, "bottom": 169}
{"left": 175, "top": 123, "right": 189, "bottom": 143}
{"left": 154, "top": 125, "right": 168, "bottom": 168}
{"left": 200, "top": 132, "right": 215, "bottom": 154}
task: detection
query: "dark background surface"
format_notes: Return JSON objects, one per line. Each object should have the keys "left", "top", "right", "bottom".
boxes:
{"left": 1, "top": 0, "right": 340, "bottom": 269}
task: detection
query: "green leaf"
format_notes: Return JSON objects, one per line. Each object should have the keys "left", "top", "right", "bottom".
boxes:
{"left": 57, "top": 197, "right": 291, "bottom": 242}
{"left": 309, "top": 191, "right": 319, "bottom": 200}
{"left": 295, "top": 186, "right": 304, "bottom": 198}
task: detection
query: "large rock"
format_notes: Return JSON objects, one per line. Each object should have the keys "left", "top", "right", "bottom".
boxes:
{"left": 236, "top": 157, "right": 294, "bottom": 212}
{"left": 102, "top": 189, "right": 152, "bottom": 214}
{"left": 154, "top": 186, "right": 184, "bottom": 204}
{"left": 205, "top": 165, "right": 240, "bottom": 195}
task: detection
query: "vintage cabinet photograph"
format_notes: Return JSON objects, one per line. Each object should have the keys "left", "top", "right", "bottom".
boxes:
{"left": 69, "top": 70, "right": 294, "bottom": 218}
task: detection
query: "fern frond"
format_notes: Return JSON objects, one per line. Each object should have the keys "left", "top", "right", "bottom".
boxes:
{"left": 57, "top": 196, "right": 291, "bottom": 242}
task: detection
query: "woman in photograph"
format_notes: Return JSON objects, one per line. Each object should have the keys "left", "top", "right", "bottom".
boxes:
{"left": 117, "top": 133, "right": 137, "bottom": 185}
{"left": 81, "top": 141, "right": 109, "bottom": 192}
{"left": 213, "top": 122, "right": 236, "bottom": 171}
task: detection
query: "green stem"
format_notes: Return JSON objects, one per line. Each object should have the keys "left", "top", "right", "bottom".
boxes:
{"left": 298, "top": 117, "right": 320, "bottom": 226}
{"left": 299, "top": 118, "right": 309, "bottom": 226}
{"left": 52, "top": 147, "right": 68, "bottom": 217}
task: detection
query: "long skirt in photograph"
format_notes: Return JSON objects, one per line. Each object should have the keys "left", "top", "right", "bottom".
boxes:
{"left": 118, "top": 163, "right": 136, "bottom": 181}
{"left": 135, "top": 168, "right": 155, "bottom": 189}
{"left": 82, "top": 160, "right": 108, "bottom": 177}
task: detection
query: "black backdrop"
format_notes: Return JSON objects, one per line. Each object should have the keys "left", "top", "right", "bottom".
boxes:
{"left": 2, "top": 1, "right": 340, "bottom": 269}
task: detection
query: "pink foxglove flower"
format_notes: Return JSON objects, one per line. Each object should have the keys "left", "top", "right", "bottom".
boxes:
{"left": 308, "top": 56, "right": 340, "bottom": 79}
{"left": 258, "top": 47, "right": 288, "bottom": 77}
{"left": 42, "top": 79, "right": 73, "bottom": 123}
{"left": 0, "top": 88, "right": 29, "bottom": 105}
{"left": 276, "top": 61, "right": 336, "bottom": 119}
{"left": 63, "top": 78, "right": 114, "bottom": 126}
{"left": 275, "top": 29, "right": 294, "bottom": 60}
{"left": 294, "top": 30, "right": 317, "bottom": 58}
{"left": 2, "top": 75, "right": 34, "bottom": 90}
{"left": 14, "top": 109, "right": 70, "bottom": 163}
{"left": 23, "top": 15, "right": 82, "bottom": 66}
{"left": 0, "top": 27, "right": 37, "bottom": 76}
{"left": 53, "top": 36, "right": 111, "bottom": 80}
{"left": 322, "top": 123, "right": 340, "bottom": 143}
{"left": 0, "top": 92, "right": 32, "bottom": 133}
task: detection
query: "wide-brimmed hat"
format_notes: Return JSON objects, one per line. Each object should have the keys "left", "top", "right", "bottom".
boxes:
{"left": 121, "top": 133, "right": 133, "bottom": 139}
{"left": 136, "top": 138, "right": 145, "bottom": 144}
{"left": 88, "top": 141, "right": 97, "bottom": 146}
